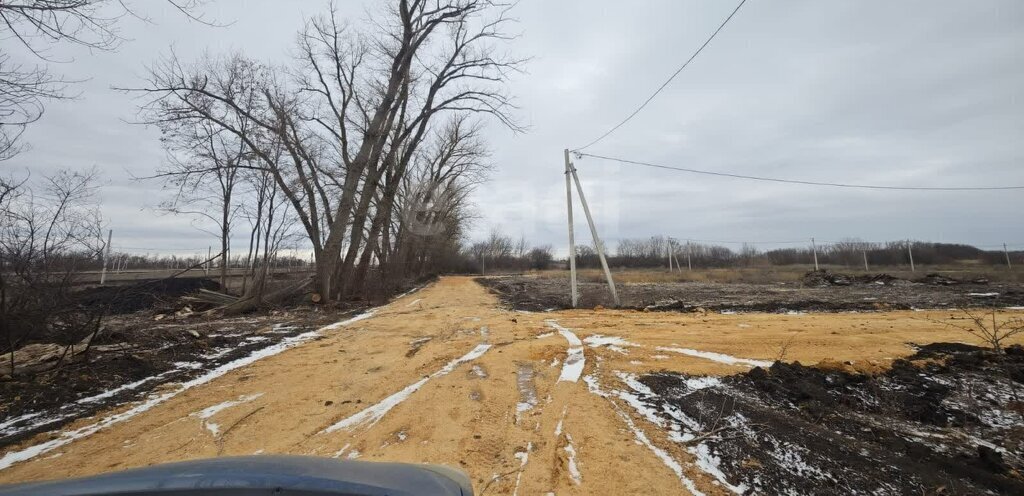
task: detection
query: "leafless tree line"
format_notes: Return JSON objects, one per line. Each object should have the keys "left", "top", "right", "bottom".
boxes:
{"left": 466, "top": 230, "right": 552, "bottom": 273}
{"left": 129, "top": 0, "right": 523, "bottom": 303}
{"left": 574, "top": 236, "right": 1023, "bottom": 270}
{"left": 0, "top": 169, "right": 105, "bottom": 374}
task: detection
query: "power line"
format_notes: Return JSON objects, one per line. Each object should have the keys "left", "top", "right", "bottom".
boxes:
{"left": 577, "top": 152, "right": 1024, "bottom": 191}
{"left": 573, "top": 0, "right": 749, "bottom": 152}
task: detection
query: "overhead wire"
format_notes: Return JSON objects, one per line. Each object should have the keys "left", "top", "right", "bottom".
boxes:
{"left": 573, "top": 0, "right": 750, "bottom": 152}
{"left": 576, "top": 152, "right": 1024, "bottom": 191}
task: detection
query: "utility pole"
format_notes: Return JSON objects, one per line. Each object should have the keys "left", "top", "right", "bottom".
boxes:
{"left": 567, "top": 150, "right": 620, "bottom": 306}
{"left": 99, "top": 229, "right": 113, "bottom": 285}
{"left": 564, "top": 149, "right": 578, "bottom": 307}
{"left": 907, "top": 239, "right": 915, "bottom": 272}
{"left": 206, "top": 246, "right": 212, "bottom": 275}
{"left": 667, "top": 238, "right": 673, "bottom": 272}
{"left": 686, "top": 240, "right": 692, "bottom": 271}
{"left": 862, "top": 250, "right": 869, "bottom": 272}
{"left": 811, "top": 237, "right": 819, "bottom": 271}
{"left": 1005, "top": 243, "right": 1013, "bottom": 270}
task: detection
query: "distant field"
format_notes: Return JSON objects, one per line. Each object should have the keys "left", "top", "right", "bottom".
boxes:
{"left": 532, "top": 264, "right": 1023, "bottom": 284}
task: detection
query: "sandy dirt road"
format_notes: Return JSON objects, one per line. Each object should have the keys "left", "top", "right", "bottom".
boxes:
{"left": 1, "top": 276, "right": 1020, "bottom": 494}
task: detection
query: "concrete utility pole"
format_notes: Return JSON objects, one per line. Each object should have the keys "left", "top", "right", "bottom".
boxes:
{"left": 99, "top": 229, "right": 113, "bottom": 285}
{"left": 863, "top": 250, "right": 869, "bottom": 272}
{"left": 567, "top": 150, "right": 620, "bottom": 307}
{"left": 686, "top": 240, "right": 692, "bottom": 270}
{"left": 1005, "top": 243, "right": 1013, "bottom": 270}
{"left": 667, "top": 238, "right": 673, "bottom": 271}
{"left": 564, "top": 149, "right": 579, "bottom": 307}
{"left": 907, "top": 240, "right": 915, "bottom": 272}
{"left": 206, "top": 246, "right": 212, "bottom": 275}
{"left": 811, "top": 237, "right": 819, "bottom": 271}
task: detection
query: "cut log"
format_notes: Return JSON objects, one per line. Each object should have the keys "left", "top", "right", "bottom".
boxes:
{"left": 221, "top": 277, "right": 313, "bottom": 315}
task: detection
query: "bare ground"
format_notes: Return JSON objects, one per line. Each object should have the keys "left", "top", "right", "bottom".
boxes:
{"left": 477, "top": 272, "right": 1024, "bottom": 312}
{"left": 1, "top": 277, "right": 1023, "bottom": 494}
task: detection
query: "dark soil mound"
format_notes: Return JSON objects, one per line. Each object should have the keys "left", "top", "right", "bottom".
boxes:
{"left": 636, "top": 343, "right": 1024, "bottom": 494}
{"left": 478, "top": 275, "right": 1024, "bottom": 314}
{"left": 802, "top": 269, "right": 900, "bottom": 287}
{"left": 75, "top": 278, "right": 221, "bottom": 314}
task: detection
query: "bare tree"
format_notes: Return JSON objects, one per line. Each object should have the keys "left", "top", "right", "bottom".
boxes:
{"left": 527, "top": 245, "right": 553, "bottom": 270}
{"left": 151, "top": 109, "right": 253, "bottom": 288}
{"left": 382, "top": 115, "right": 490, "bottom": 287}
{"left": 0, "top": 52, "right": 69, "bottom": 161}
{"left": 0, "top": 0, "right": 211, "bottom": 160}
{"left": 129, "top": 0, "right": 523, "bottom": 303}
{"left": 0, "top": 168, "right": 104, "bottom": 376}
{"left": 935, "top": 308, "right": 1024, "bottom": 355}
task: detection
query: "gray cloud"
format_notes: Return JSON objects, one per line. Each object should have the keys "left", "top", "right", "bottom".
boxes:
{"left": 5, "top": 0, "right": 1022, "bottom": 256}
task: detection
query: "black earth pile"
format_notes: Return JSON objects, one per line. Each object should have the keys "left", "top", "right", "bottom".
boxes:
{"left": 803, "top": 270, "right": 992, "bottom": 287}
{"left": 477, "top": 276, "right": 1024, "bottom": 312}
{"left": 801, "top": 269, "right": 901, "bottom": 287}
{"left": 638, "top": 344, "right": 1024, "bottom": 494}
{"left": 75, "top": 278, "right": 221, "bottom": 314}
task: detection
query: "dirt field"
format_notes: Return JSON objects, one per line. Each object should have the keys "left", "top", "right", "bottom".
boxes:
{"left": 480, "top": 271, "right": 1024, "bottom": 312}
{"left": 1, "top": 276, "right": 1022, "bottom": 494}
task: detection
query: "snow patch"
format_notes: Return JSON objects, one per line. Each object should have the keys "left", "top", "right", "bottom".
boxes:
{"left": 324, "top": 344, "right": 492, "bottom": 433}
{"left": 331, "top": 443, "right": 351, "bottom": 458}
{"left": 512, "top": 442, "right": 532, "bottom": 496}
{"left": 564, "top": 434, "right": 582, "bottom": 484}
{"left": 0, "top": 308, "right": 381, "bottom": 471}
{"left": 584, "top": 374, "right": 705, "bottom": 496}
{"left": 191, "top": 393, "right": 263, "bottom": 437}
{"left": 616, "top": 373, "right": 745, "bottom": 494}
{"left": 656, "top": 347, "right": 771, "bottom": 368}
{"left": 583, "top": 335, "right": 637, "bottom": 349}
{"left": 554, "top": 406, "right": 567, "bottom": 437}
{"left": 515, "top": 364, "right": 538, "bottom": 420}
{"left": 546, "top": 320, "right": 585, "bottom": 383}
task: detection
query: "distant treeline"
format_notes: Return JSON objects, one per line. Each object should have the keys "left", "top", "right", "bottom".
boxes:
{"left": 24, "top": 236, "right": 1016, "bottom": 275}
{"left": 572, "top": 236, "right": 1019, "bottom": 269}
{"left": 90, "top": 253, "right": 310, "bottom": 272}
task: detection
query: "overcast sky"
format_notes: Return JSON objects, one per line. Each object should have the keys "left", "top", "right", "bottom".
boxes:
{"left": 6, "top": 0, "right": 1023, "bottom": 256}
